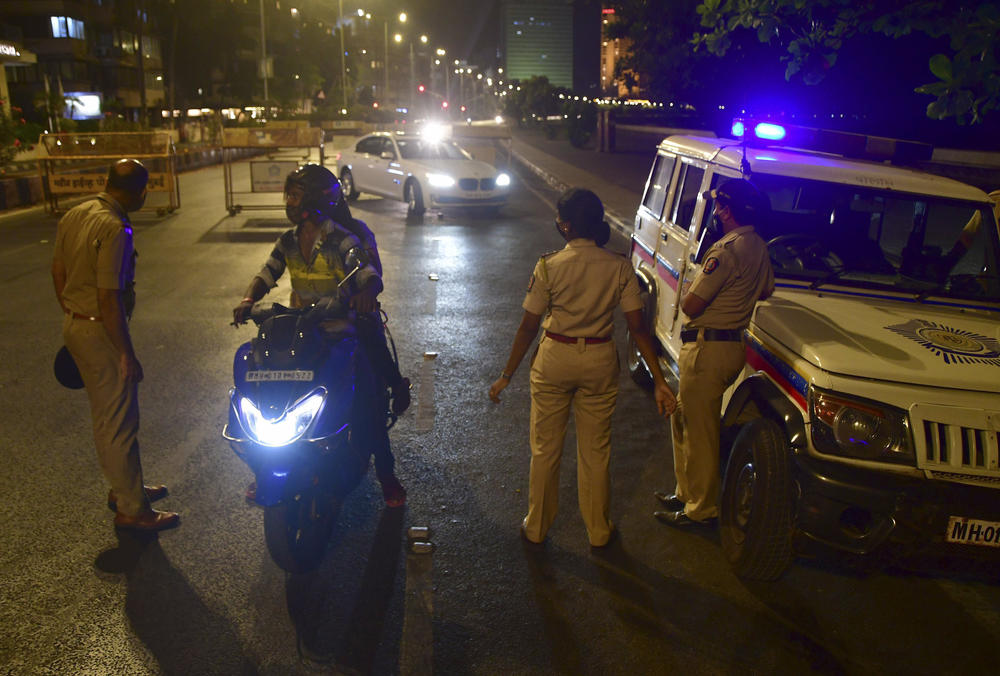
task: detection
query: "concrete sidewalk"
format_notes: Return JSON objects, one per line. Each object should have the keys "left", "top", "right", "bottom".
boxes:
{"left": 509, "top": 126, "right": 656, "bottom": 234}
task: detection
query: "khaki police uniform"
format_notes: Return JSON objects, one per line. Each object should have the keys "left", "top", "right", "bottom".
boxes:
{"left": 54, "top": 193, "right": 147, "bottom": 517}
{"left": 521, "top": 239, "right": 642, "bottom": 546}
{"left": 672, "top": 225, "right": 774, "bottom": 521}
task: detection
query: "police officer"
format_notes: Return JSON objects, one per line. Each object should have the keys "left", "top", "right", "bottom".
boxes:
{"left": 51, "top": 159, "right": 179, "bottom": 531}
{"left": 654, "top": 179, "right": 774, "bottom": 528}
{"left": 490, "top": 188, "right": 675, "bottom": 547}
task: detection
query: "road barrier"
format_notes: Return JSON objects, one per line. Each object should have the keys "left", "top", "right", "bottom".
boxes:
{"left": 222, "top": 126, "right": 324, "bottom": 217}
{"left": 38, "top": 131, "right": 180, "bottom": 214}
{"left": 450, "top": 124, "right": 512, "bottom": 168}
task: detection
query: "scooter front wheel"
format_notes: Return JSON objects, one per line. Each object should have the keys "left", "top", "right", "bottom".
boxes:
{"left": 264, "top": 492, "right": 340, "bottom": 574}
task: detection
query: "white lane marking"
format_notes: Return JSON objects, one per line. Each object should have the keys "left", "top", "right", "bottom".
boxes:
{"left": 400, "top": 543, "right": 434, "bottom": 675}
{"left": 416, "top": 352, "right": 437, "bottom": 432}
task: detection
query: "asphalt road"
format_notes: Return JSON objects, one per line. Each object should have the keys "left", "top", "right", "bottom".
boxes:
{"left": 1, "top": 154, "right": 999, "bottom": 675}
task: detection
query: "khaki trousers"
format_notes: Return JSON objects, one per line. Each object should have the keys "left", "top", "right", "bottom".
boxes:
{"left": 524, "top": 337, "right": 619, "bottom": 546}
{"left": 63, "top": 316, "right": 146, "bottom": 516}
{"left": 670, "top": 338, "right": 746, "bottom": 521}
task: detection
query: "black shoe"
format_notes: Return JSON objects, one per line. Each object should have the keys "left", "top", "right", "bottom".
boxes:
{"left": 653, "top": 491, "right": 684, "bottom": 511}
{"left": 391, "top": 377, "right": 411, "bottom": 415}
{"left": 654, "top": 510, "right": 717, "bottom": 529}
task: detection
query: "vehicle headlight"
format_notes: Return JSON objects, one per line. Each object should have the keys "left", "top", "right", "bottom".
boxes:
{"left": 239, "top": 389, "right": 325, "bottom": 446}
{"left": 426, "top": 172, "right": 455, "bottom": 188}
{"left": 495, "top": 172, "right": 511, "bottom": 187}
{"left": 809, "top": 388, "right": 913, "bottom": 464}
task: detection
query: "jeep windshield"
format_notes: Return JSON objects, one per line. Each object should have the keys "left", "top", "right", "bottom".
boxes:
{"left": 744, "top": 173, "right": 1000, "bottom": 303}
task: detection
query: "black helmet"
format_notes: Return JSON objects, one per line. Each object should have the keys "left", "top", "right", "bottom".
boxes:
{"left": 702, "top": 179, "right": 769, "bottom": 225}
{"left": 284, "top": 163, "right": 343, "bottom": 225}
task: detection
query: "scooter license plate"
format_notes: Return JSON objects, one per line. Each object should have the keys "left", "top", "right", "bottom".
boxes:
{"left": 945, "top": 516, "right": 1000, "bottom": 547}
{"left": 245, "top": 369, "right": 314, "bottom": 382}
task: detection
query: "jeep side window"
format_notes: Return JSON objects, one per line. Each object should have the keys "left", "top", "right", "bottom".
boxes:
{"left": 641, "top": 154, "right": 676, "bottom": 219}
{"left": 670, "top": 164, "right": 705, "bottom": 231}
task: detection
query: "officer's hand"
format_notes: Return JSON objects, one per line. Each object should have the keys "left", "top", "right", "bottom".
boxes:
{"left": 654, "top": 380, "right": 676, "bottom": 418}
{"left": 232, "top": 300, "right": 253, "bottom": 326}
{"left": 350, "top": 287, "right": 378, "bottom": 314}
{"left": 488, "top": 377, "right": 509, "bottom": 403}
{"left": 120, "top": 353, "right": 144, "bottom": 384}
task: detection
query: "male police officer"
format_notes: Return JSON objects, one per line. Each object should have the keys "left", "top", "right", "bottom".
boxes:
{"left": 654, "top": 179, "right": 774, "bottom": 527}
{"left": 52, "top": 159, "right": 179, "bottom": 531}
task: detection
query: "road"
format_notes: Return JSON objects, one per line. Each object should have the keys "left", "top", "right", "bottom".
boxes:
{"left": 1, "top": 153, "right": 999, "bottom": 675}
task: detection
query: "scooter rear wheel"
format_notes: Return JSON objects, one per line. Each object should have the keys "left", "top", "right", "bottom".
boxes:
{"left": 264, "top": 492, "right": 340, "bottom": 574}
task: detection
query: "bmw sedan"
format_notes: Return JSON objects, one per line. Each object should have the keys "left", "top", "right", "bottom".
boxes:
{"left": 333, "top": 132, "right": 511, "bottom": 216}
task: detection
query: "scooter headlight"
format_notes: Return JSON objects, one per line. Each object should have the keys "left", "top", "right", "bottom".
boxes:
{"left": 239, "top": 389, "right": 325, "bottom": 446}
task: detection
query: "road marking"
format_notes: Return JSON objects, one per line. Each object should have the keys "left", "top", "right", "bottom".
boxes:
{"left": 416, "top": 352, "right": 437, "bottom": 432}
{"left": 400, "top": 543, "right": 434, "bottom": 675}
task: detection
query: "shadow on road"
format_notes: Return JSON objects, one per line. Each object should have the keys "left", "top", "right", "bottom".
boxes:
{"left": 94, "top": 531, "right": 256, "bottom": 673}
{"left": 284, "top": 504, "right": 406, "bottom": 673}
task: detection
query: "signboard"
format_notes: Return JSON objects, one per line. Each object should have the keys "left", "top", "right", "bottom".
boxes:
{"left": 48, "top": 172, "right": 171, "bottom": 194}
{"left": 250, "top": 161, "right": 298, "bottom": 193}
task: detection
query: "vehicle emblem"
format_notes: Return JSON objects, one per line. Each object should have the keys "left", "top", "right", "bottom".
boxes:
{"left": 885, "top": 319, "right": 1000, "bottom": 366}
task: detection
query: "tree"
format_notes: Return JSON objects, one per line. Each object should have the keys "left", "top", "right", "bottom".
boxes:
{"left": 694, "top": 0, "right": 1000, "bottom": 124}
{"left": 604, "top": 0, "right": 721, "bottom": 109}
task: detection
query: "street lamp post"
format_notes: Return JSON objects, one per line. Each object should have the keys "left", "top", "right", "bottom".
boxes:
{"left": 339, "top": 0, "right": 347, "bottom": 108}
{"left": 258, "top": 0, "right": 268, "bottom": 104}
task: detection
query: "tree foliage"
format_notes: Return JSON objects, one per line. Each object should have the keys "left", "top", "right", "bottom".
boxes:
{"left": 604, "top": 0, "right": 718, "bottom": 108}
{"left": 694, "top": 0, "right": 1000, "bottom": 124}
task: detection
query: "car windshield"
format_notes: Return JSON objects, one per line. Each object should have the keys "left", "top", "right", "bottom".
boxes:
{"left": 396, "top": 139, "right": 472, "bottom": 161}
{"left": 746, "top": 173, "right": 1000, "bottom": 302}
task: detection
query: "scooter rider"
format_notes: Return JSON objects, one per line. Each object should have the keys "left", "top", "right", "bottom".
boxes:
{"left": 232, "top": 164, "right": 407, "bottom": 506}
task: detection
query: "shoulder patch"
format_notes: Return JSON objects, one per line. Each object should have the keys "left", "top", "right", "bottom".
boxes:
{"left": 540, "top": 249, "right": 560, "bottom": 258}
{"left": 704, "top": 257, "right": 720, "bottom": 274}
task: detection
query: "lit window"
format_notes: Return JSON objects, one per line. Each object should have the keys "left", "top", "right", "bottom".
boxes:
{"left": 50, "top": 16, "right": 85, "bottom": 39}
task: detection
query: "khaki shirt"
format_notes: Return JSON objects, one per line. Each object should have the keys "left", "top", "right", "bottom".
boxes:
{"left": 686, "top": 226, "right": 774, "bottom": 330}
{"left": 53, "top": 193, "right": 134, "bottom": 317}
{"left": 523, "top": 239, "right": 642, "bottom": 337}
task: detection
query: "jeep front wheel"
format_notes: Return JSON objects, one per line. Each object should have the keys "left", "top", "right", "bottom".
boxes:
{"left": 719, "top": 417, "right": 794, "bottom": 581}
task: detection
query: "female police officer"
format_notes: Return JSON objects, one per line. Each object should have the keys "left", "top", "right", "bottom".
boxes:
{"left": 489, "top": 188, "right": 675, "bottom": 547}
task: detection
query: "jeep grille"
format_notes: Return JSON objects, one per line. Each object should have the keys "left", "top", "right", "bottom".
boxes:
{"left": 912, "top": 405, "right": 1000, "bottom": 486}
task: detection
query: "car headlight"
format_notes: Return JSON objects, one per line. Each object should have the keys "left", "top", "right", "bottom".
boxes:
{"left": 426, "top": 172, "right": 455, "bottom": 188}
{"left": 809, "top": 387, "right": 913, "bottom": 464}
{"left": 239, "top": 389, "right": 325, "bottom": 446}
{"left": 495, "top": 172, "right": 511, "bottom": 187}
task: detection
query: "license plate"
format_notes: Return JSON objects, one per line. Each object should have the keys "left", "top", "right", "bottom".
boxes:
{"left": 945, "top": 516, "right": 1000, "bottom": 547}
{"left": 245, "top": 370, "right": 314, "bottom": 382}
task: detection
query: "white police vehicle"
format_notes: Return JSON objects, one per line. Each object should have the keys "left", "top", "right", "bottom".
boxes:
{"left": 628, "top": 119, "right": 1000, "bottom": 580}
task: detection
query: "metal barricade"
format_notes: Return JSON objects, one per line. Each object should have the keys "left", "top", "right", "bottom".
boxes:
{"left": 222, "top": 126, "right": 324, "bottom": 217}
{"left": 450, "top": 124, "right": 513, "bottom": 168}
{"left": 38, "top": 131, "right": 180, "bottom": 215}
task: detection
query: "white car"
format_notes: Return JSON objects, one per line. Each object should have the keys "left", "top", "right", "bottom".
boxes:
{"left": 333, "top": 132, "right": 511, "bottom": 216}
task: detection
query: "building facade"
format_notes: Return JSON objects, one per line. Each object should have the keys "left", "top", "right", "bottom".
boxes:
{"left": 502, "top": 1, "right": 573, "bottom": 89}
{"left": 0, "top": 0, "right": 164, "bottom": 123}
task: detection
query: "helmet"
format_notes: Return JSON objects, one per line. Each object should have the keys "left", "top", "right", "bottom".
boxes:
{"left": 702, "top": 179, "right": 769, "bottom": 225}
{"left": 54, "top": 345, "right": 84, "bottom": 389}
{"left": 284, "top": 163, "right": 343, "bottom": 225}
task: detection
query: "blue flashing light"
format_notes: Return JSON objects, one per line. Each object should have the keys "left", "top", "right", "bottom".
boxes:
{"left": 731, "top": 120, "right": 746, "bottom": 137}
{"left": 755, "top": 122, "right": 786, "bottom": 141}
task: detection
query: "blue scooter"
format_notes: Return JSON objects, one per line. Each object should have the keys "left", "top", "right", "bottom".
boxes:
{"left": 224, "top": 260, "right": 390, "bottom": 573}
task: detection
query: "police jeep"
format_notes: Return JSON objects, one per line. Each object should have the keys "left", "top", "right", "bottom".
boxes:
{"left": 627, "top": 119, "right": 1000, "bottom": 581}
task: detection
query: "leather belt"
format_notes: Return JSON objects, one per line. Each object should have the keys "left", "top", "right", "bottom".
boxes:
{"left": 67, "top": 311, "right": 102, "bottom": 321}
{"left": 545, "top": 331, "right": 612, "bottom": 345}
{"left": 680, "top": 328, "right": 743, "bottom": 344}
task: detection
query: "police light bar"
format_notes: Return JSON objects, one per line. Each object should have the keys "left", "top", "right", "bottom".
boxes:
{"left": 730, "top": 117, "right": 933, "bottom": 164}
